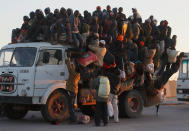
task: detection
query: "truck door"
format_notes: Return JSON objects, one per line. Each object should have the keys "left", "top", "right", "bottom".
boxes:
{"left": 34, "top": 48, "right": 67, "bottom": 90}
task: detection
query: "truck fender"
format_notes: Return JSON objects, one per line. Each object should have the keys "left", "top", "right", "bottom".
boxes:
{"left": 41, "top": 81, "right": 68, "bottom": 104}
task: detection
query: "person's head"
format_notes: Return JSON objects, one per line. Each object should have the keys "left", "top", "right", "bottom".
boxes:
{"left": 99, "top": 40, "right": 106, "bottom": 47}
{"left": 84, "top": 10, "right": 88, "bottom": 17}
{"left": 96, "top": 6, "right": 101, "bottom": 11}
{"left": 145, "top": 19, "right": 151, "bottom": 24}
{"left": 107, "top": 5, "right": 111, "bottom": 11}
{"left": 172, "top": 35, "right": 177, "bottom": 40}
{"left": 132, "top": 8, "right": 137, "bottom": 14}
{"left": 44, "top": 7, "right": 50, "bottom": 15}
{"left": 164, "top": 20, "right": 168, "bottom": 26}
{"left": 67, "top": 8, "right": 72, "bottom": 16}
{"left": 29, "top": 11, "right": 35, "bottom": 19}
{"left": 160, "top": 20, "right": 165, "bottom": 26}
{"left": 46, "top": 12, "right": 54, "bottom": 20}
{"left": 35, "top": 9, "right": 44, "bottom": 19}
{"left": 118, "top": 7, "right": 123, "bottom": 13}
{"left": 149, "top": 15, "right": 153, "bottom": 20}
{"left": 23, "top": 16, "right": 29, "bottom": 23}
{"left": 74, "top": 10, "right": 80, "bottom": 17}
{"left": 60, "top": 7, "right": 67, "bottom": 16}
{"left": 54, "top": 9, "right": 60, "bottom": 15}
{"left": 153, "top": 19, "right": 158, "bottom": 25}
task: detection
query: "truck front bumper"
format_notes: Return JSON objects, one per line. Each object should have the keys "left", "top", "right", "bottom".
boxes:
{"left": 0, "top": 96, "right": 32, "bottom": 104}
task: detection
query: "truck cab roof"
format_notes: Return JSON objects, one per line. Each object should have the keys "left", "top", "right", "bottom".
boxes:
{"left": 1, "top": 42, "right": 69, "bottom": 50}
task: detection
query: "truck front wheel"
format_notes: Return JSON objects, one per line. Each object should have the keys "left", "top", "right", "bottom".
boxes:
{"left": 5, "top": 105, "right": 28, "bottom": 120}
{"left": 119, "top": 90, "right": 143, "bottom": 118}
{"left": 41, "top": 91, "right": 69, "bottom": 122}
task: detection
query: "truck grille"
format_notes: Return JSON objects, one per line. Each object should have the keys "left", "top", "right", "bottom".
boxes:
{"left": 177, "top": 89, "right": 189, "bottom": 94}
{"left": 0, "top": 74, "right": 15, "bottom": 92}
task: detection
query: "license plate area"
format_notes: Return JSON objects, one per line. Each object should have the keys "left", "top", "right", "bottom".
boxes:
{"left": 0, "top": 74, "right": 15, "bottom": 93}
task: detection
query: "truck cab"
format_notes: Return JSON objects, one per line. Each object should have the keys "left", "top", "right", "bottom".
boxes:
{"left": 0, "top": 42, "right": 70, "bottom": 121}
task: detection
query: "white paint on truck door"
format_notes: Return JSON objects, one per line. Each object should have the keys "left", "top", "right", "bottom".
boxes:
{"left": 35, "top": 48, "right": 66, "bottom": 90}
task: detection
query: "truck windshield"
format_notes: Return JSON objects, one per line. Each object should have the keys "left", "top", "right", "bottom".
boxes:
{"left": 0, "top": 49, "right": 14, "bottom": 66}
{"left": 0, "top": 47, "right": 37, "bottom": 67}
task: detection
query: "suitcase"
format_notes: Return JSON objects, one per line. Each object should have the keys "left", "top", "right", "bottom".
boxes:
{"left": 77, "top": 51, "right": 97, "bottom": 67}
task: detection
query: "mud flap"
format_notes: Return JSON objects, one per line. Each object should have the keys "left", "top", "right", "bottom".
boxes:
{"left": 143, "top": 94, "right": 161, "bottom": 107}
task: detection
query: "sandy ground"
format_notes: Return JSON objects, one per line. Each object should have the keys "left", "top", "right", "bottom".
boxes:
{"left": 0, "top": 102, "right": 189, "bottom": 131}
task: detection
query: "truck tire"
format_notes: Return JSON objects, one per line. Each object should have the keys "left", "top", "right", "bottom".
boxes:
{"left": 41, "top": 91, "right": 69, "bottom": 122}
{"left": 5, "top": 105, "right": 28, "bottom": 120}
{"left": 119, "top": 90, "right": 143, "bottom": 118}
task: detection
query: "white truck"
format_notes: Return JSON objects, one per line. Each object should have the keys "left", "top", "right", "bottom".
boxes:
{"left": 177, "top": 53, "right": 189, "bottom": 101}
{"left": 0, "top": 42, "right": 163, "bottom": 122}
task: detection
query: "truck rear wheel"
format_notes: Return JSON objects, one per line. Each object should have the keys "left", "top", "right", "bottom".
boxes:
{"left": 41, "top": 91, "right": 69, "bottom": 122}
{"left": 119, "top": 90, "right": 143, "bottom": 118}
{"left": 5, "top": 105, "right": 28, "bottom": 120}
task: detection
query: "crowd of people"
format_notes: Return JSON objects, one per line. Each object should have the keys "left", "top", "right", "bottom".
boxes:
{"left": 10, "top": 5, "right": 184, "bottom": 126}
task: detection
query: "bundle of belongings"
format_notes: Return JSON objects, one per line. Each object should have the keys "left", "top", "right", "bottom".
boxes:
{"left": 10, "top": 5, "right": 184, "bottom": 107}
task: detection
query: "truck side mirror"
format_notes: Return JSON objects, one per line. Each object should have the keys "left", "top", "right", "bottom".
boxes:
{"left": 43, "top": 52, "right": 50, "bottom": 64}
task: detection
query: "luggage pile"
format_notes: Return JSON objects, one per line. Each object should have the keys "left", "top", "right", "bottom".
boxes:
{"left": 11, "top": 5, "right": 181, "bottom": 97}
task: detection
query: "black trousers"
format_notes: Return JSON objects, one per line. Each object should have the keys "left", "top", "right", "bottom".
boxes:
{"left": 68, "top": 91, "right": 76, "bottom": 122}
{"left": 95, "top": 101, "right": 108, "bottom": 126}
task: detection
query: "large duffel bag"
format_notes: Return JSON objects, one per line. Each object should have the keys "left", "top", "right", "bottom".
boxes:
{"left": 76, "top": 112, "right": 90, "bottom": 124}
{"left": 77, "top": 51, "right": 98, "bottom": 67}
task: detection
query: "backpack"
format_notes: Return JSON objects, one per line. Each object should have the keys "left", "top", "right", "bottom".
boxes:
{"left": 98, "top": 76, "right": 110, "bottom": 99}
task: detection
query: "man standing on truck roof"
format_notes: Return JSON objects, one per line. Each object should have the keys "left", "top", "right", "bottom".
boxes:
{"left": 65, "top": 53, "right": 80, "bottom": 123}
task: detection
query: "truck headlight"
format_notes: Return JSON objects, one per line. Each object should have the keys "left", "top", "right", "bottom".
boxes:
{"left": 178, "top": 90, "right": 183, "bottom": 93}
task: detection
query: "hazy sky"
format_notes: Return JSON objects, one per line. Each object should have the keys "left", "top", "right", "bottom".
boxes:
{"left": 0, "top": 0, "right": 189, "bottom": 52}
